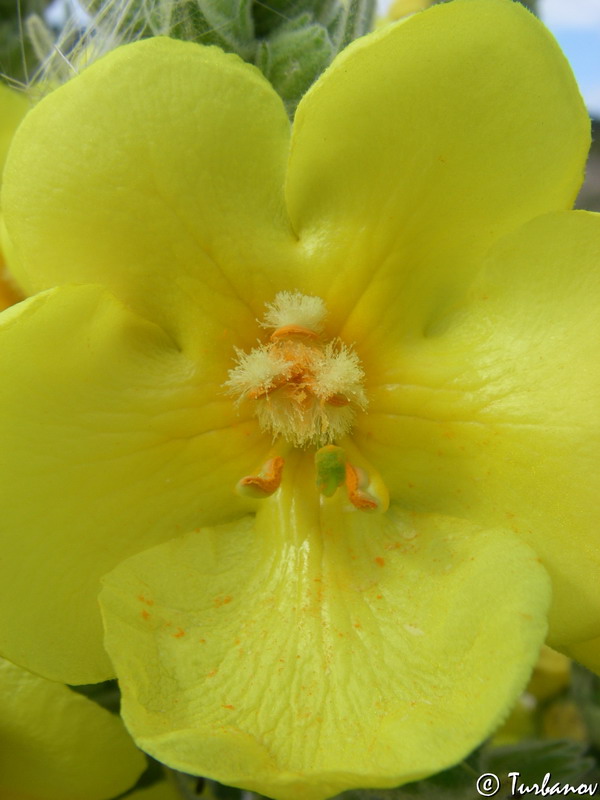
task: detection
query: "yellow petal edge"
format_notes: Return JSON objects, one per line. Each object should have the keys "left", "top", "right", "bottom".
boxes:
{"left": 0, "top": 655, "right": 145, "bottom": 800}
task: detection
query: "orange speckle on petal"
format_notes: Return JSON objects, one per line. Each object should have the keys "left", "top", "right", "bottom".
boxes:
{"left": 214, "top": 595, "right": 233, "bottom": 607}
{"left": 138, "top": 595, "right": 154, "bottom": 606}
{"left": 222, "top": 704, "right": 235, "bottom": 710}
{"left": 141, "top": 610, "right": 150, "bottom": 620}
{"left": 173, "top": 628, "right": 186, "bottom": 638}
{"left": 375, "top": 557, "right": 385, "bottom": 567}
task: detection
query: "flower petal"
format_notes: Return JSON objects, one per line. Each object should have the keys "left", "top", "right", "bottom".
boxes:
{"left": 0, "top": 84, "right": 29, "bottom": 310}
{"left": 560, "top": 637, "right": 600, "bottom": 677}
{"left": 0, "top": 266, "right": 22, "bottom": 311}
{"left": 101, "top": 456, "right": 550, "bottom": 800}
{"left": 286, "top": 0, "right": 589, "bottom": 334}
{"left": 0, "top": 82, "right": 29, "bottom": 171}
{"left": 0, "top": 284, "right": 267, "bottom": 683}
{"left": 356, "top": 211, "right": 600, "bottom": 645}
{"left": 1, "top": 38, "right": 298, "bottom": 348}
{"left": 0, "top": 655, "right": 145, "bottom": 800}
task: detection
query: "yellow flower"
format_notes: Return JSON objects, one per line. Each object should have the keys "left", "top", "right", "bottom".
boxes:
{"left": 0, "top": 82, "right": 28, "bottom": 311}
{"left": 492, "top": 646, "right": 572, "bottom": 744}
{"left": 527, "top": 646, "right": 571, "bottom": 702}
{"left": 128, "top": 778, "right": 184, "bottom": 800}
{"left": 0, "top": 655, "right": 145, "bottom": 799}
{"left": 0, "top": 0, "right": 598, "bottom": 797}
{"left": 384, "top": 0, "right": 434, "bottom": 22}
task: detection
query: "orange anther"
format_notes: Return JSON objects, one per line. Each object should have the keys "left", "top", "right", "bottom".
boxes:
{"left": 325, "top": 393, "right": 350, "bottom": 407}
{"left": 270, "top": 324, "right": 319, "bottom": 342}
{"left": 238, "top": 457, "right": 285, "bottom": 498}
{"left": 247, "top": 373, "right": 289, "bottom": 400}
{"left": 345, "top": 462, "right": 378, "bottom": 511}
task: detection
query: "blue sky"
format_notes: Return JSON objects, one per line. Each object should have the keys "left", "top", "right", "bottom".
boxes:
{"left": 539, "top": 0, "right": 600, "bottom": 117}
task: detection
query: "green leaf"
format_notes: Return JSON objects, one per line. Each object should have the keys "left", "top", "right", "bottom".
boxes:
{"left": 196, "top": 0, "right": 255, "bottom": 58}
{"left": 330, "top": 0, "right": 375, "bottom": 52}
{"left": 255, "top": 17, "right": 333, "bottom": 115}
{"left": 340, "top": 759, "right": 479, "bottom": 800}
{"left": 571, "top": 662, "right": 600, "bottom": 749}
{"left": 481, "top": 739, "right": 596, "bottom": 786}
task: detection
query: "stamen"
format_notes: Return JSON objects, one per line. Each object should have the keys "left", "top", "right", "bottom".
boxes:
{"left": 236, "top": 457, "right": 285, "bottom": 499}
{"left": 345, "top": 463, "right": 380, "bottom": 511}
{"left": 246, "top": 373, "right": 291, "bottom": 400}
{"left": 270, "top": 325, "right": 319, "bottom": 342}
{"left": 262, "top": 291, "right": 327, "bottom": 334}
{"left": 315, "top": 445, "right": 347, "bottom": 498}
{"left": 225, "top": 292, "right": 367, "bottom": 447}
{"left": 325, "top": 394, "right": 350, "bottom": 407}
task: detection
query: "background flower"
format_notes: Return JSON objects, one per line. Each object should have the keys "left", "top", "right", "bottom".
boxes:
{"left": 0, "top": 655, "right": 145, "bottom": 799}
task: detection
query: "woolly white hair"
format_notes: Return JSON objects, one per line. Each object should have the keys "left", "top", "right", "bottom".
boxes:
{"left": 312, "top": 341, "right": 367, "bottom": 406}
{"left": 226, "top": 293, "right": 367, "bottom": 447}
{"left": 261, "top": 291, "right": 327, "bottom": 334}
{"left": 225, "top": 345, "right": 290, "bottom": 401}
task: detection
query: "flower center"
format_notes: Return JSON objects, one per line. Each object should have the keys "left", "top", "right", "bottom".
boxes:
{"left": 225, "top": 291, "right": 367, "bottom": 448}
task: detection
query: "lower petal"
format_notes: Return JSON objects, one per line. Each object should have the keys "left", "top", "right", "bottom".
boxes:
{"left": 101, "top": 456, "right": 550, "bottom": 800}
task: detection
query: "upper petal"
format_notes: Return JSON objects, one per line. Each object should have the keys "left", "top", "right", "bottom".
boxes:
{"left": 1, "top": 38, "right": 299, "bottom": 349}
{"left": 101, "top": 454, "right": 550, "bottom": 800}
{"left": 355, "top": 211, "right": 600, "bottom": 644}
{"left": 0, "top": 284, "right": 267, "bottom": 683}
{"left": 286, "top": 0, "right": 589, "bottom": 335}
{"left": 0, "top": 655, "right": 145, "bottom": 800}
